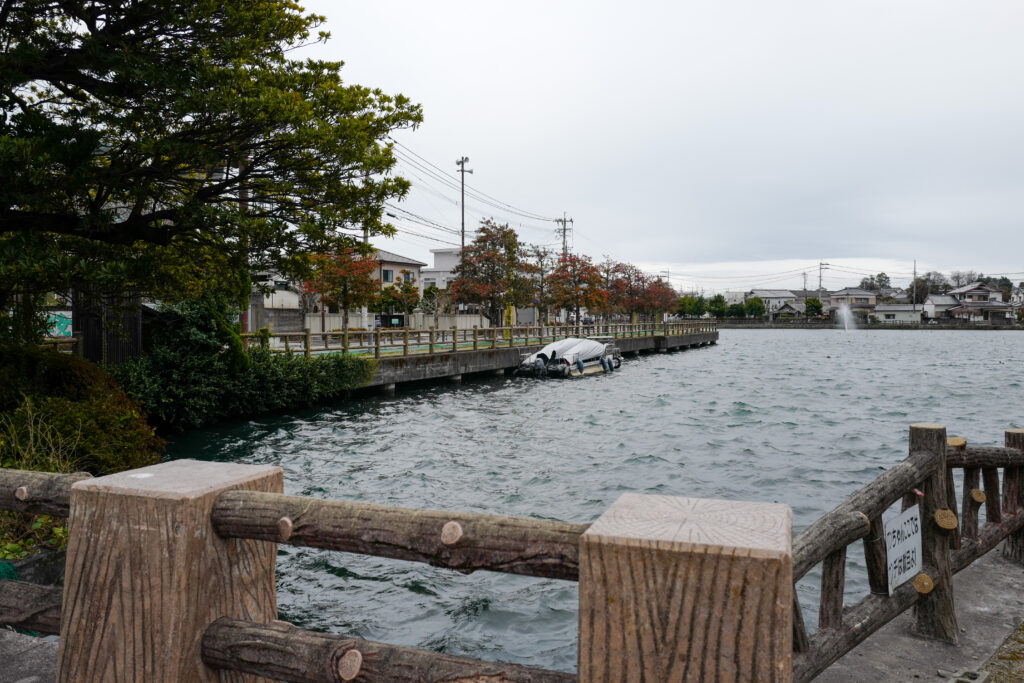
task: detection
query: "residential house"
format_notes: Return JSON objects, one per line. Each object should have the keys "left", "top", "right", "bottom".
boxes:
{"left": 923, "top": 294, "right": 958, "bottom": 320}
{"left": 1011, "top": 285, "right": 1024, "bottom": 307}
{"left": 419, "top": 247, "right": 461, "bottom": 293}
{"left": 375, "top": 249, "right": 425, "bottom": 291}
{"left": 723, "top": 291, "right": 747, "bottom": 306}
{"left": 747, "top": 289, "right": 796, "bottom": 317}
{"left": 827, "top": 288, "right": 876, "bottom": 318}
{"left": 774, "top": 301, "right": 806, "bottom": 318}
{"left": 946, "top": 281, "right": 1016, "bottom": 324}
{"left": 872, "top": 303, "right": 922, "bottom": 324}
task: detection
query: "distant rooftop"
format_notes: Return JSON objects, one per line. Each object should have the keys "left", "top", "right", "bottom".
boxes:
{"left": 948, "top": 281, "right": 1000, "bottom": 295}
{"left": 375, "top": 249, "right": 427, "bottom": 267}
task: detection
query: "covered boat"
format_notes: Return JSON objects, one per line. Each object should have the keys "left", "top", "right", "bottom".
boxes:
{"left": 516, "top": 337, "right": 621, "bottom": 378}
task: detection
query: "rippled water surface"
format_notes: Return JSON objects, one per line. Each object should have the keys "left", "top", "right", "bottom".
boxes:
{"left": 167, "top": 329, "right": 1024, "bottom": 672}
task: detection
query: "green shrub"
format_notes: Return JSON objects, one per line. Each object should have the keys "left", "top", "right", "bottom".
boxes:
{"left": 0, "top": 346, "right": 164, "bottom": 475}
{"left": 112, "top": 298, "right": 376, "bottom": 432}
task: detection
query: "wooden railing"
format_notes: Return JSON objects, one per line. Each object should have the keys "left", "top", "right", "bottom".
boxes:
{"left": 791, "top": 425, "right": 1024, "bottom": 681}
{"left": 2, "top": 422, "right": 1020, "bottom": 681}
{"left": 38, "top": 336, "right": 80, "bottom": 354}
{"left": 240, "top": 321, "right": 718, "bottom": 359}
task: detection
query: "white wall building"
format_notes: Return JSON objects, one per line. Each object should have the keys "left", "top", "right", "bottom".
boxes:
{"left": 873, "top": 303, "right": 922, "bottom": 323}
{"left": 420, "top": 247, "right": 461, "bottom": 293}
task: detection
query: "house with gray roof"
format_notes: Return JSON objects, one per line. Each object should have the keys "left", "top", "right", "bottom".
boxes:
{"left": 747, "top": 289, "right": 796, "bottom": 317}
{"left": 923, "top": 294, "right": 958, "bottom": 319}
{"left": 945, "top": 282, "right": 1015, "bottom": 323}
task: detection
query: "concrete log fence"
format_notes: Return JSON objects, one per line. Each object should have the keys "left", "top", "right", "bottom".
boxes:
{"left": 3, "top": 421, "right": 1024, "bottom": 681}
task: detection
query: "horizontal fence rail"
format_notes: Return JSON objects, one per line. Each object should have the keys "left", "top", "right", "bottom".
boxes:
{"left": 240, "top": 321, "right": 718, "bottom": 359}
{"left": 212, "top": 491, "right": 587, "bottom": 580}
{"left": 0, "top": 469, "right": 91, "bottom": 517}
{"left": 792, "top": 426, "right": 1024, "bottom": 682}
{"left": 202, "top": 617, "right": 576, "bottom": 683}
{"left": 3, "top": 423, "right": 1023, "bottom": 681}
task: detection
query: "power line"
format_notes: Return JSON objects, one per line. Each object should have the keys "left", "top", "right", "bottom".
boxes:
{"left": 393, "top": 154, "right": 557, "bottom": 234}
{"left": 389, "top": 139, "right": 557, "bottom": 222}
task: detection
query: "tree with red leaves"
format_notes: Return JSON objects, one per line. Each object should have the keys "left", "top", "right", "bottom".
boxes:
{"left": 302, "top": 246, "right": 379, "bottom": 335}
{"left": 548, "top": 253, "right": 606, "bottom": 326}
{"left": 611, "top": 262, "right": 650, "bottom": 322}
{"left": 641, "top": 278, "right": 679, "bottom": 319}
{"left": 377, "top": 270, "right": 420, "bottom": 317}
{"left": 449, "top": 220, "right": 536, "bottom": 325}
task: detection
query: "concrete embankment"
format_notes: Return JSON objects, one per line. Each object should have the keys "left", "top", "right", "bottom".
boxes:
{"left": 717, "top": 321, "right": 1022, "bottom": 331}
{"left": 366, "top": 331, "right": 719, "bottom": 388}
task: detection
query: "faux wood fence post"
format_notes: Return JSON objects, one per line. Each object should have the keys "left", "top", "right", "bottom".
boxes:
{"left": 303, "top": 328, "right": 311, "bottom": 358}
{"left": 579, "top": 494, "right": 792, "bottom": 681}
{"left": 452, "top": 326, "right": 458, "bottom": 353}
{"left": 910, "top": 423, "right": 959, "bottom": 643}
{"left": 57, "top": 459, "right": 282, "bottom": 681}
{"left": 374, "top": 329, "right": 381, "bottom": 359}
{"left": 473, "top": 327, "right": 479, "bottom": 350}
{"left": 1003, "top": 429, "right": 1024, "bottom": 562}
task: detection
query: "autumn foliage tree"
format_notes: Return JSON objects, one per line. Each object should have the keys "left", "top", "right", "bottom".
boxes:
{"left": 449, "top": 220, "right": 536, "bottom": 324}
{"left": 641, "top": 278, "right": 678, "bottom": 319}
{"left": 548, "top": 253, "right": 606, "bottom": 325}
{"left": 377, "top": 271, "right": 421, "bottom": 317}
{"left": 302, "top": 246, "right": 379, "bottom": 335}
{"left": 610, "top": 263, "right": 650, "bottom": 322}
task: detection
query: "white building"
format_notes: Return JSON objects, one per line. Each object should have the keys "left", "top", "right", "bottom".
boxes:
{"left": 873, "top": 303, "right": 922, "bottom": 324}
{"left": 923, "top": 294, "right": 958, "bottom": 319}
{"left": 723, "top": 291, "right": 746, "bottom": 306}
{"left": 420, "top": 247, "right": 461, "bottom": 293}
{"left": 747, "top": 289, "right": 796, "bottom": 317}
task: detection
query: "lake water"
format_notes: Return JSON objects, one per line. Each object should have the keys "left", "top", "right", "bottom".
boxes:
{"left": 166, "top": 329, "right": 1024, "bottom": 672}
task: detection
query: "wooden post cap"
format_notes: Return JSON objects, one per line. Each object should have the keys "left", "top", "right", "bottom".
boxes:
{"left": 441, "top": 520, "right": 463, "bottom": 546}
{"left": 913, "top": 573, "right": 934, "bottom": 594}
{"left": 13, "top": 486, "right": 28, "bottom": 501}
{"left": 337, "top": 648, "right": 362, "bottom": 681}
{"left": 277, "top": 516, "right": 293, "bottom": 542}
{"left": 971, "top": 488, "right": 987, "bottom": 504}
{"left": 934, "top": 509, "right": 958, "bottom": 530}
{"left": 946, "top": 437, "right": 966, "bottom": 448}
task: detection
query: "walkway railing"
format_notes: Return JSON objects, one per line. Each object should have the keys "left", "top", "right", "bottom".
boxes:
{"left": 241, "top": 321, "right": 718, "bottom": 358}
{"left": 1, "top": 422, "right": 1021, "bottom": 680}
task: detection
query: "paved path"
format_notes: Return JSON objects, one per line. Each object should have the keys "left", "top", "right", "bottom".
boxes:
{"left": 818, "top": 548, "right": 1024, "bottom": 682}
{"left": 0, "top": 630, "right": 57, "bottom": 683}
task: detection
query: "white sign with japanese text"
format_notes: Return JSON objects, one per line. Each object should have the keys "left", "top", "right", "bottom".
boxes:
{"left": 886, "top": 505, "right": 922, "bottom": 591}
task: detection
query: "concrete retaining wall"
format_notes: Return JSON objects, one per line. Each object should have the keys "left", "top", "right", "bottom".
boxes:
{"left": 366, "top": 331, "right": 718, "bottom": 388}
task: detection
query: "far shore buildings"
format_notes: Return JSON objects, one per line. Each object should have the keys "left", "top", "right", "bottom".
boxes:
{"left": 726, "top": 281, "right": 1019, "bottom": 324}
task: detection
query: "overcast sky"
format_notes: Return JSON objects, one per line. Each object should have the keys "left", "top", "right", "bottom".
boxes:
{"left": 301, "top": 1, "right": 1024, "bottom": 293}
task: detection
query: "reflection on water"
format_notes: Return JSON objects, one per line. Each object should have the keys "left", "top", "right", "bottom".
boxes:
{"left": 167, "top": 329, "right": 1024, "bottom": 672}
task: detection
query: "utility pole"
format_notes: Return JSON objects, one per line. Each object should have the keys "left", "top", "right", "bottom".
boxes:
{"left": 555, "top": 212, "right": 574, "bottom": 256}
{"left": 913, "top": 259, "right": 917, "bottom": 311}
{"left": 455, "top": 156, "right": 472, "bottom": 252}
{"left": 818, "top": 261, "right": 829, "bottom": 294}
{"left": 802, "top": 272, "right": 808, "bottom": 291}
